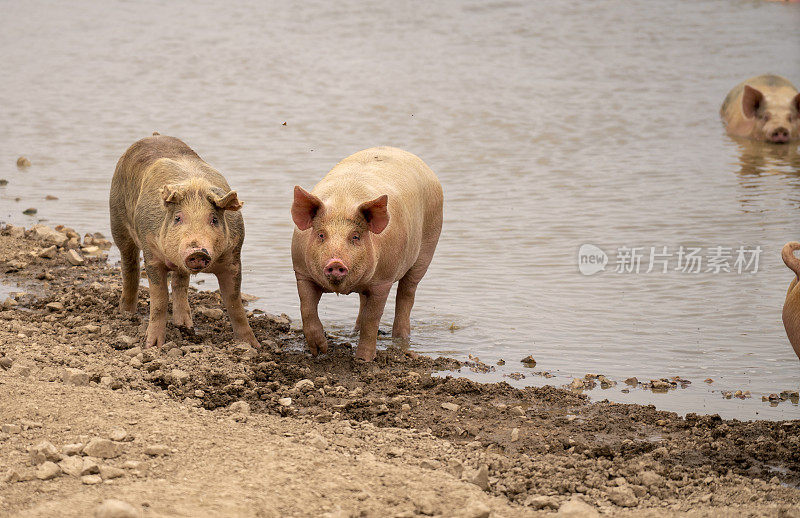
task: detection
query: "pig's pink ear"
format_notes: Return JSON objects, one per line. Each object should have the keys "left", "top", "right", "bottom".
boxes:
{"left": 160, "top": 184, "right": 181, "bottom": 205}
{"left": 213, "top": 191, "right": 243, "bottom": 211}
{"left": 359, "top": 195, "right": 389, "bottom": 234}
{"left": 292, "top": 186, "right": 323, "bottom": 230}
{"left": 742, "top": 85, "right": 764, "bottom": 119}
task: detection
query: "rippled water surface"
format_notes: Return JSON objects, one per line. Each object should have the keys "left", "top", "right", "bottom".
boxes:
{"left": 2, "top": 0, "right": 800, "bottom": 419}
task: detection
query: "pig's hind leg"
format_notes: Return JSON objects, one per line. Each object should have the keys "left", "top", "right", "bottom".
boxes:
{"left": 392, "top": 248, "right": 436, "bottom": 339}
{"left": 113, "top": 231, "right": 140, "bottom": 314}
{"left": 171, "top": 270, "right": 193, "bottom": 328}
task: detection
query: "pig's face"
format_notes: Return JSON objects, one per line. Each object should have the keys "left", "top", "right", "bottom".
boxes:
{"left": 292, "top": 186, "right": 389, "bottom": 294}
{"left": 742, "top": 85, "right": 800, "bottom": 143}
{"left": 160, "top": 180, "right": 242, "bottom": 273}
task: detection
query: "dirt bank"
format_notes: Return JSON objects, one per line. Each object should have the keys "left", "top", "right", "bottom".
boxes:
{"left": 1, "top": 224, "right": 800, "bottom": 517}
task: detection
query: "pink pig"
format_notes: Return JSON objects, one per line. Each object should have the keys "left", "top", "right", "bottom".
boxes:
{"left": 291, "top": 147, "right": 443, "bottom": 361}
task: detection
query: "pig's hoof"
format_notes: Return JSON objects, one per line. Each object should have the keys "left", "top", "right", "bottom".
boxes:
{"left": 172, "top": 315, "right": 193, "bottom": 328}
{"left": 354, "top": 347, "right": 376, "bottom": 362}
{"left": 119, "top": 302, "right": 137, "bottom": 313}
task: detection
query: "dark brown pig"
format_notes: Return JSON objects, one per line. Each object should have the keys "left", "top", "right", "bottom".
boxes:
{"left": 109, "top": 135, "right": 259, "bottom": 348}
{"left": 782, "top": 242, "right": 800, "bottom": 360}
{"left": 720, "top": 74, "right": 800, "bottom": 143}
{"left": 291, "top": 147, "right": 443, "bottom": 361}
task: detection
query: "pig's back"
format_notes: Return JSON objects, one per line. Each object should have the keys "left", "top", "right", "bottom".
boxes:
{"left": 317, "top": 147, "right": 442, "bottom": 217}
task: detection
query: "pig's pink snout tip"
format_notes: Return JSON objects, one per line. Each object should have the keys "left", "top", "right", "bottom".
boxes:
{"left": 324, "top": 259, "right": 348, "bottom": 283}
{"left": 770, "top": 127, "right": 790, "bottom": 143}
{"left": 185, "top": 249, "right": 211, "bottom": 271}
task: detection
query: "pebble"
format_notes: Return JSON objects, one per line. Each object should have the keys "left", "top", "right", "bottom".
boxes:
{"left": 46, "top": 301, "right": 65, "bottom": 311}
{"left": 510, "top": 427, "right": 520, "bottom": 442}
{"left": 447, "top": 459, "right": 464, "bottom": 479}
{"left": 83, "top": 438, "right": 121, "bottom": 459}
{"left": 230, "top": 401, "right": 251, "bottom": 415}
{"left": 16, "top": 156, "right": 31, "bottom": 167}
{"left": 171, "top": 369, "right": 190, "bottom": 384}
{"left": 121, "top": 460, "right": 141, "bottom": 470}
{"left": 557, "top": 497, "right": 599, "bottom": 517}
{"left": 36, "top": 461, "right": 61, "bottom": 480}
{"left": 30, "top": 440, "right": 61, "bottom": 464}
{"left": 295, "top": 379, "right": 315, "bottom": 392}
{"left": 607, "top": 486, "right": 638, "bottom": 507}
{"left": 62, "top": 367, "right": 89, "bottom": 386}
{"left": 94, "top": 499, "right": 139, "bottom": 518}
{"left": 199, "top": 307, "right": 224, "bottom": 319}
{"left": 59, "top": 456, "right": 84, "bottom": 477}
{"left": 80, "top": 459, "right": 99, "bottom": 477}
{"left": 1, "top": 423, "right": 21, "bottom": 434}
{"left": 109, "top": 429, "right": 129, "bottom": 442}
{"left": 441, "top": 402, "right": 460, "bottom": 412}
{"left": 81, "top": 474, "right": 103, "bottom": 485}
{"left": 278, "top": 397, "right": 292, "bottom": 407}
{"left": 99, "top": 465, "right": 125, "bottom": 479}
{"left": 510, "top": 406, "right": 525, "bottom": 416}
{"left": 525, "top": 495, "right": 559, "bottom": 510}
{"left": 624, "top": 377, "right": 638, "bottom": 386}
{"left": 307, "top": 432, "right": 328, "bottom": 451}
{"left": 521, "top": 355, "right": 536, "bottom": 366}
{"left": 22, "top": 207, "right": 38, "bottom": 215}
{"left": 38, "top": 245, "right": 57, "bottom": 258}
{"left": 144, "top": 444, "right": 171, "bottom": 456}
{"left": 0, "top": 357, "right": 13, "bottom": 370}
{"left": 639, "top": 470, "right": 664, "bottom": 487}
{"left": 167, "top": 347, "right": 183, "bottom": 358}
{"left": 470, "top": 464, "right": 490, "bottom": 490}
{"left": 65, "top": 249, "right": 85, "bottom": 266}
{"left": 62, "top": 443, "right": 83, "bottom": 455}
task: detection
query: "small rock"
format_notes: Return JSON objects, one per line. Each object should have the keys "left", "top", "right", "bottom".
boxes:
{"left": 109, "top": 429, "right": 129, "bottom": 442}
{"left": 470, "top": 464, "right": 490, "bottom": 490}
{"left": 62, "top": 443, "right": 84, "bottom": 456}
{"left": 81, "top": 457, "right": 100, "bottom": 475}
{"left": 94, "top": 499, "right": 139, "bottom": 518}
{"left": 230, "top": 401, "right": 251, "bottom": 415}
{"left": 46, "top": 301, "right": 65, "bottom": 311}
{"left": 99, "top": 465, "right": 125, "bottom": 480}
{"left": 17, "top": 156, "right": 31, "bottom": 167}
{"left": 22, "top": 207, "right": 38, "bottom": 215}
{"left": 607, "top": 486, "right": 638, "bottom": 507}
{"left": 121, "top": 460, "right": 141, "bottom": 470}
{"left": 81, "top": 474, "right": 103, "bottom": 485}
{"left": 447, "top": 459, "right": 464, "bottom": 478}
{"left": 624, "top": 377, "right": 638, "bottom": 386}
{"left": 510, "top": 406, "right": 525, "bottom": 416}
{"left": 525, "top": 495, "right": 559, "bottom": 510}
{"left": 307, "top": 432, "right": 328, "bottom": 451}
{"left": 36, "top": 461, "right": 61, "bottom": 480}
{"left": 144, "top": 444, "right": 170, "bottom": 456}
{"left": 557, "top": 497, "right": 599, "bottom": 517}
{"left": 171, "top": 369, "right": 190, "bottom": 384}
{"left": 441, "top": 402, "right": 460, "bottom": 412}
{"left": 639, "top": 470, "right": 664, "bottom": 487}
{"left": 29, "top": 224, "right": 68, "bottom": 247}
{"left": 0, "top": 357, "right": 13, "bottom": 370}
{"left": 83, "top": 438, "right": 121, "bottom": 459}
{"left": 278, "top": 397, "right": 292, "bottom": 407}
{"left": 198, "top": 307, "right": 224, "bottom": 319}
{"left": 66, "top": 249, "right": 85, "bottom": 266}
{"left": 45, "top": 194, "right": 58, "bottom": 200}
{"left": 38, "top": 245, "right": 57, "bottom": 258}
{"left": 62, "top": 367, "right": 89, "bottom": 386}
{"left": 521, "top": 355, "right": 536, "bottom": 366}
{"left": 295, "top": 379, "right": 315, "bottom": 392}
{"left": 510, "top": 427, "right": 520, "bottom": 442}
{"left": 30, "top": 441, "right": 61, "bottom": 465}
{"left": 1, "top": 423, "right": 21, "bottom": 434}
{"left": 59, "top": 456, "right": 84, "bottom": 477}
{"left": 167, "top": 347, "right": 182, "bottom": 358}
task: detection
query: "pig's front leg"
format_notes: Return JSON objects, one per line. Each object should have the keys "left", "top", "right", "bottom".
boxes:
{"left": 171, "top": 270, "right": 193, "bottom": 328}
{"left": 296, "top": 276, "right": 327, "bottom": 356}
{"left": 216, "top": 257, "right": 260, "bottom": 348}
{"left": 355, "top": 283, "right": 392, "bottom": 361}
{"left": 144, "top": 259, "right": 169, "bottom": 348}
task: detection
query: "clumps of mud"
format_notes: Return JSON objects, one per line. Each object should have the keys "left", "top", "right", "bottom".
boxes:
{"left": 2, "top": 224, "right": 800, "bottom": 513}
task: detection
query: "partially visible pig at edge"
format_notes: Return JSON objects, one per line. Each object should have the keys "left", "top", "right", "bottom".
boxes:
{"left": 109, "top": 134, "right": 259, "bottom": 348}
{"left": 720, "top": 74, "right": 800, "bottom": 143}
{"left": 291, "top": 147, "right": 443, "bottom": 361}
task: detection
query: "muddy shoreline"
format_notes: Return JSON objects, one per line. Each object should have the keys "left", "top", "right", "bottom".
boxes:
{"left": 2, "top": 224, "right": 800, "bottom": 516}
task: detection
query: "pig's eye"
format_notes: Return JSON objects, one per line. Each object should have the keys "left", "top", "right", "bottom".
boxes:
{"left": 210, "top": 215, "right": 219, "bottom": 226}
{"left": 173, "top": 213, "right": 183, "bottom": 224}
{"left": 351, "top": 233, "right": 360, "bottom": 242}
{"left": 317, "top": 232, "right": 325, "bottom": 241}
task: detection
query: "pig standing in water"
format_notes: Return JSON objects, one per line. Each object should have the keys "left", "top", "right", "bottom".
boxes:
{"left": 109, "top": 135, "right": 259, "bottom": 348}
{"left": 291, "top": 147, "right": 443, "bottom": 361}
{"left": 782, "top": 242, "right": 800, "bottom": 360}
{"left": 720, "top": 74, "right": 800, "bottom": 143}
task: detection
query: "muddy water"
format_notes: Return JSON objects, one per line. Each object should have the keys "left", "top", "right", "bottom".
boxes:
{"left": 2, "top": 0, "right": 800, "bottom": 419}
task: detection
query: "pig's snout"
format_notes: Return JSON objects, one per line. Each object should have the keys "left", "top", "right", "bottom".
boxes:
{"left": 324, "top": 258, "right": 348, "bottom": 284}
{"left": 185, "top": 248, "right": 211, "bottom": 271}
{"left": 770, "top": 127, "right": 790, "bottom": 143}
